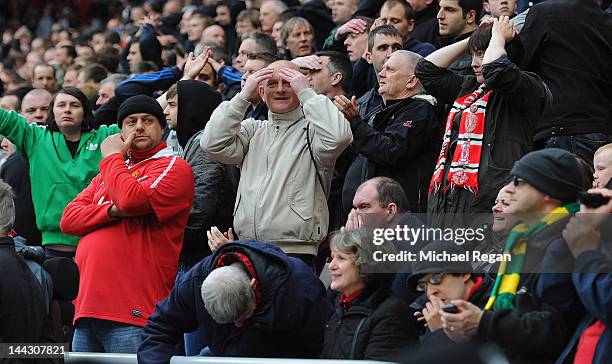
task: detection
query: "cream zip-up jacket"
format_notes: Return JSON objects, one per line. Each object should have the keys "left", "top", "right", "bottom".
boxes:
{"left": 201, "top": 89, "right": 353, "bottom": 255}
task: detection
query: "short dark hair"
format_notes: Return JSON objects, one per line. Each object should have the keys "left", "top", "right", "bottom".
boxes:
{"left": 459, "top": 0, "right": 483, "bottom": 18}
{"left": 135, "top": 61, "right": 159, "bottom": 73}
{"left": 33, "top": 64, "right": 56, "bottom": 80}
{"left": 467, "top": 22, "right": 492, "bottom": 54}
{"left": 79, "top": 63, "right": 108, "bottom": 84}
{"left": 247, "top": 52, "right": 280, "bottom": 66}
{"left": 59, "top": 44, "right": 78, "bottom": 60}
{"left": 316, "top": 51, "right": 353, "bottom": 93}
{"left": 382, "top": 0, "right": 415, "bottom": 21}
{"left": 371, "top": 177, "right": 409, "bottom": 212}
{"left": 368, "top": 25, "right": 402, "bottom": 52}
{"left": 46, "top": 87, "right": 95, "bottom": 133}
{"left": 95, "top": 44, "right": 120, "bottom": 73}
{"left": 242, "top": 31, "right": 277, "bottom": 55}
{"left": 104, "top": 31, "right": 121, "bottom": 44}
{"left": 206, "top": 43, "right": 232, "bottom": 66}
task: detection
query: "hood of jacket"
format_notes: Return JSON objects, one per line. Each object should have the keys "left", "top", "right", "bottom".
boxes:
{"left": 204, "top": 240, "right": 291, "bottom": 325}
{"left": 177, "top": 80, "right": 222, "bottom": 147}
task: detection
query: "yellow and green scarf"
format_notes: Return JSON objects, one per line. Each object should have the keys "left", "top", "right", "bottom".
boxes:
{"left": 485, "top": 203, "right": 579, "bottom": 310}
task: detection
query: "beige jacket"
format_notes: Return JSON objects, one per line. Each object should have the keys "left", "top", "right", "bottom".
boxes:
{"left": 201, "top": 89, "right": 353, "bottom": 255}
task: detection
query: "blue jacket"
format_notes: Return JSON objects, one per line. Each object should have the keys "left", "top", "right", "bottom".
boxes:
{"left": 138, "top": 240, "right": 333, "bottom": 363}
{"left": 538, "top": 239, "right": 612, "bottom": 364}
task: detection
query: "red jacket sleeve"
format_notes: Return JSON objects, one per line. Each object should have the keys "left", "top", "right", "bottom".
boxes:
{"left": 60, "top": 175, "right": 116, "bottom": 237}
{"left": 99, "top": 153, "right": 194, "bottom": 221}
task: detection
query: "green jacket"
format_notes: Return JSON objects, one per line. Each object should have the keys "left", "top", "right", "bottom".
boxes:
{"left": 0, "top": 109, "right": 120, "bottom": 246}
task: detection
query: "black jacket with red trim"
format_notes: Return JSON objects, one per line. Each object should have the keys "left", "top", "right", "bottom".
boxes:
{"left": 342, "top": 95, "right": 441, "bottom": 214}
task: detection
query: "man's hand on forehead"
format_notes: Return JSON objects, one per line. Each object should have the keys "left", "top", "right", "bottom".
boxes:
{"left": 278, "top": 67, "right": 310, "bottom": 94}
{"left": 291, "top": 55, "right": 322, "bottom": 71}
{"left": 239, "top": 67, "right": 274, "bottom": 103}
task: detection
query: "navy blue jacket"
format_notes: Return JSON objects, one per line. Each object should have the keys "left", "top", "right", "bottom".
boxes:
{"left": 138, "top": 240, "right": 334, "bottom": 363}
{"left": 539, "top": 239, "right": 612, "bottom": 364}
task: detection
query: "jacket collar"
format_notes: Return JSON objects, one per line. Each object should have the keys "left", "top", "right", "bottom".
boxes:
{"left": 0, "top": 236, "right": 14, "bottom": 246}
{"left": 126, "top": 145, "right": 174, "bottom": 169}
{"left": 267, "top": 106, "right": 304, "bottom": 126}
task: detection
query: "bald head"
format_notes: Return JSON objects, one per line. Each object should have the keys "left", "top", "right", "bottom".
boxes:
{"left": 268, "top": 60, "right": 299, "bottom": 71}
{"left": 202, "top": 25, "right": 226, "bottom": 47}
{"left": 22, "top": 89, "right": 52, "bottom": 125}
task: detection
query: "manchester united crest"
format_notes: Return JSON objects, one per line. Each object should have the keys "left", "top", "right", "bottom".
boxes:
{"left": 452, "top": 170, "right": 469, "bottom": 186}
{"left": 465, "top": 113, "right": 478, "bottom": 133}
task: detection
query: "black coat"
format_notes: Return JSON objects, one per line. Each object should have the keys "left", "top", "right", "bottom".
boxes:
{"left": 176, "top": 80, "right": 235, "bottom": 268}
{"left": 415, "top": 57, "right": 551, "bottom": 227}
{"left": 412, "top": 4, "right": 440, "bottom": 46}
{"left": 322, "top": 285, "right": 419, "bottom": 360}
{"left": 477, "top": 218, "right": 580, "bottom": 364}
{"left": 520, "top": 0, "right": 612, "bottom": 140}
{"left": 410, "top": 275, "right": 494, "bottom": 352}
{"left": 0, "top": 153, "right": 41, "bottom": 245}
{"left": 0, "top": 237, "right": 56, "bottom": 363}
{"left": 343, "top": 96, "right": 441, "bottom": 213}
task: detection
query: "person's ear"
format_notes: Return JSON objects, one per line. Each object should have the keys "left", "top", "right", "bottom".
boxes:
{"left": 386, "top": 203, "right": 398, "bottom": 221}
{"left": 405, "top": 74, "right": 418, "bottom": 90}
{"left": 407, "top": 19, "right": 415, "bottom": 33}
{"left": 466, "top": 10, "right": 477, "bottom": 25}
{"left": 258, "top": 84, "right": 265, "bottom": 99}
{"left": 249, "top": 278, "right": 256, "bottom": 289}
{"left": 463, "top": 274, "right": 471, "bottom": 284}
{"left": 365, "top": 51, "right": 373, "bottom": 65}
{"left": 331, "top": 72, "right": 343, "bottom": 87}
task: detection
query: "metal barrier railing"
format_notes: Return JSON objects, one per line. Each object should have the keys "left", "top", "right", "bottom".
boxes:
{"left": 65, "top": 352, "right": 396, "bottom": 364}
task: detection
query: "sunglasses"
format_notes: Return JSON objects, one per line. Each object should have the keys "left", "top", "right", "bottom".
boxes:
{"left": 415, "top": 273, "right": 446, "bottom": 292}
{"left": 513, "top": 176, "right": 525, "bottom": 187}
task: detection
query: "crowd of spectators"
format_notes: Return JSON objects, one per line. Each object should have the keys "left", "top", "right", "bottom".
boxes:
{"left": 0, "top": 0, "right": 611, "bottom": 363}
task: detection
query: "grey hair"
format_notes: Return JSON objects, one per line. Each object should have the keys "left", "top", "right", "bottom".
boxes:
{"left": 330, "top": 229, "right": 397, "bottom": 280}
{"left": 0, "top": 180, "right": 15, "bottom": 234}
{"left": 263, "top": 0, "right": 288, "bottom": 15}
{"left": 100, "top": 73, "right": 128, "bottom": 86}
{"left": 201, "top": 265, "right": 254, "bottom": 324}
{"left": 389, "top": 50, "right": 425, "bottom": 93}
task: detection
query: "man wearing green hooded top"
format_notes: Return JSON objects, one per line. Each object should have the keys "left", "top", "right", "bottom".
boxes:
{"left": 0, "top": 87, "right": 119, "bottom": 258}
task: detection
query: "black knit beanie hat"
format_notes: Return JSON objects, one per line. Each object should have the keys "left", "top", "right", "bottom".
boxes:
{"left": 117, "top": 95, "right": 166, "bottom": 128}
{"left": 511, "top": 148, "right": 583, "bottom": 203}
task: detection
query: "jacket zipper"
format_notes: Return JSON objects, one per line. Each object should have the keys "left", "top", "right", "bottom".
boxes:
{"left": 254, "top": 125, "right": 280, "bottom": 238}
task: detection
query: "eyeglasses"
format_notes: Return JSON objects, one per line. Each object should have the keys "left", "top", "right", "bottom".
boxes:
{"left": 415, "top": 273, "right": 446, "bottom": 292}
{"left": 513, "top": 176, "right": 525, "bottom": 187}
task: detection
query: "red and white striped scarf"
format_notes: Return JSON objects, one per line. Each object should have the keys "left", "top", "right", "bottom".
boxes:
{"left": 429, "top": 84, "right": 491, "bottom": 194}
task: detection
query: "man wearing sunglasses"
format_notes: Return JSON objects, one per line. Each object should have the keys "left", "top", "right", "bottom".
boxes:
{"left": 406, "top": 241, "right": 493, "bottom": 352}
{"left": 436, "top": 148, "right": 585, "bottom": 363}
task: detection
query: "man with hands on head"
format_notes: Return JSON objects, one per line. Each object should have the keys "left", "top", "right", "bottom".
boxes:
{"left": 201, "top": 60, "right": 353, "bottom": 267}
{"left": 60, "top": 95, "right": 194, "bottom": 353}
